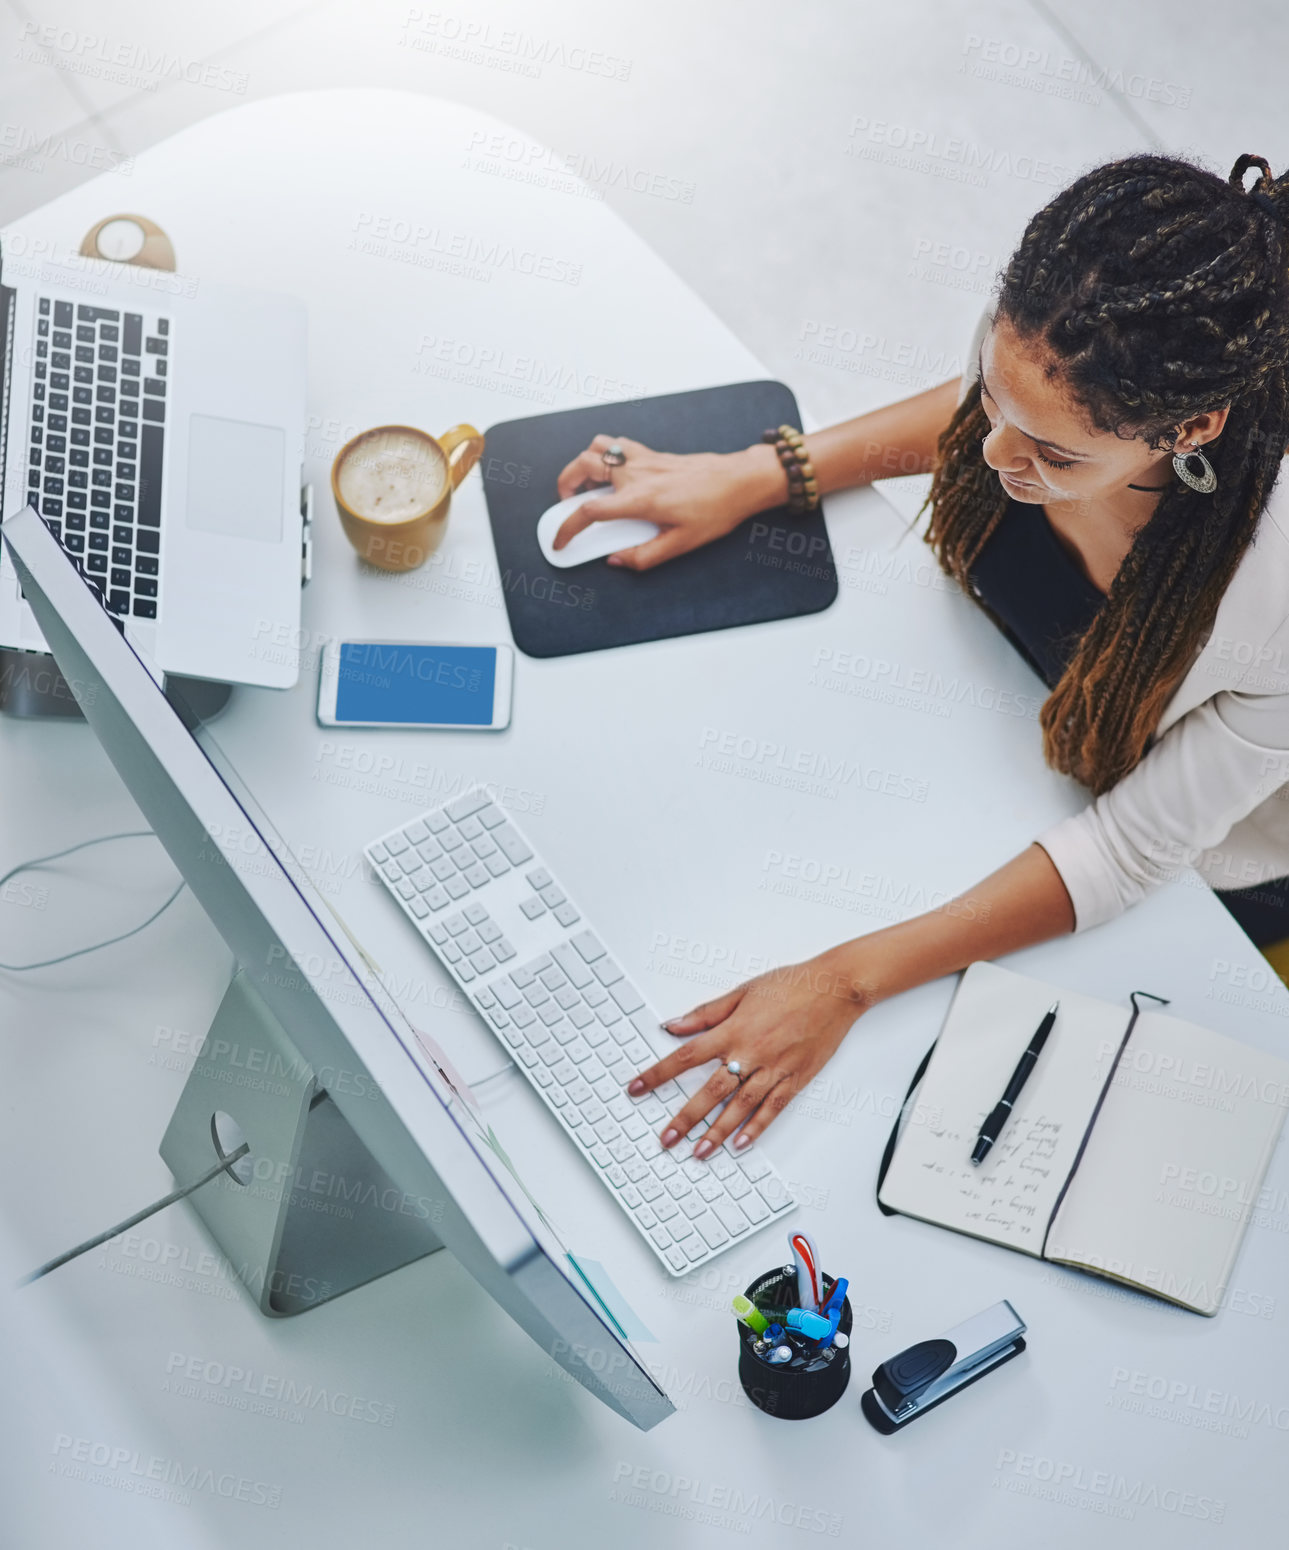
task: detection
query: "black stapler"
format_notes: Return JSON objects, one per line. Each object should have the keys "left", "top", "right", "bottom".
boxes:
{"left": 860, "top": 1300, "right": 1026, "bottom": 1433}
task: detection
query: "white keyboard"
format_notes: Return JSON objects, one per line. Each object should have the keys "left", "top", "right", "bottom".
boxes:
{"left": 365, "top": 787, "right": 796, "bottom": 1274}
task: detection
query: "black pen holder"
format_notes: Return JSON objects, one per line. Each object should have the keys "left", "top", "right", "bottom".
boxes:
{"left": 737, "top": 1266, "right": 852, "bottom": 1420}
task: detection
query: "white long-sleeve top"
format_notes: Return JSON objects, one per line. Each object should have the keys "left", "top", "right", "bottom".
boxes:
{"left": 957, "top": 304, "right": 1289, "bottom": 930}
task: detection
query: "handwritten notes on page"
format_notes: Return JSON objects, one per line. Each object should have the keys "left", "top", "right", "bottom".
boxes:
{"left": 879, "top": 962, "right": 1129, "bottom": 1255}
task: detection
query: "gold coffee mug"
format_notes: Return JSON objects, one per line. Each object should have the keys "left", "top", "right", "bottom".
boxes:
{"left": 331, "top": 423, "right": 485, "bottom": 572}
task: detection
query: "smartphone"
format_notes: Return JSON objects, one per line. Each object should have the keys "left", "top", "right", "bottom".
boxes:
{"left": 317, "top": 639, "right": 513, "bottom": 730}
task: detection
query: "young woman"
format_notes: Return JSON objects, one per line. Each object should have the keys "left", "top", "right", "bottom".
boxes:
{"left": 553, "top": 152, "right": 1289, "bottom": 1161}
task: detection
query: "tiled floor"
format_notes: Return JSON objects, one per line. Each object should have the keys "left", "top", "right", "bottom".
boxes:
{"left": 2, "top": 0, "right": 1284, "bottom": 515}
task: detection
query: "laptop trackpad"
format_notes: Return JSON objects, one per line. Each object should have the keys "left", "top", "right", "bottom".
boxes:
{"left": 185, "top": 414, "right": 285, "bottom": 542}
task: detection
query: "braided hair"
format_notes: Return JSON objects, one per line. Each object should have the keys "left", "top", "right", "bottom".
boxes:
{"left": 926, "top": 153, "right": 1289, "bottom": 795}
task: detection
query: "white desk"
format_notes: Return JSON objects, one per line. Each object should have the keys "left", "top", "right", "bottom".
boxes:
{"left": 3, "top": 90, "right": 1288, "bottom": 1550}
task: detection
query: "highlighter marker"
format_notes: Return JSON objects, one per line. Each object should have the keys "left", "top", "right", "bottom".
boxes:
{"left": 785, "top": 1308, "right": 832, "bottom": 1341}
{"left": 732, "top": 1294, "right": 769, "bottom": 1336}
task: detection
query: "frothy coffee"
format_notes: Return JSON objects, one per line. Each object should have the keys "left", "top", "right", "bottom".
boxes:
{"left": 336, "top": 428, "right": 447, "bottom": 524}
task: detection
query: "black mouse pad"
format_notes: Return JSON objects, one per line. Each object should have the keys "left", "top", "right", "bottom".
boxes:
{"left": 481, "top": 381, "right": 837, "bottom": 658}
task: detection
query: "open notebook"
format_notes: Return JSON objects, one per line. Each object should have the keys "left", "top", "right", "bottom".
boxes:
{"left": 878, "top": 961, "right": 1289, "bottom": 1314}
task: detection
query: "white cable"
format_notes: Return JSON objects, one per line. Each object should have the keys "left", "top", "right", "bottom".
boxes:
{"left": 21, "top": 1142, "right": 250, "bottom": 1284}
{"left": 0, "top": 831, "right": 185, "bottom": 970}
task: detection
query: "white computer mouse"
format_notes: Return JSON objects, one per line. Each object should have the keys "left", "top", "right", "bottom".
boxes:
{"left": 536, "top": 491, "right": 661, "bottom": 568}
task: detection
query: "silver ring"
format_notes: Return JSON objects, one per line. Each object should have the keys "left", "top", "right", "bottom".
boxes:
{"left": 725, "top": 1059, "right": 743, "bottom": 1079}
{"left": 601, "top": 441, "right": 627, "bottom": 468}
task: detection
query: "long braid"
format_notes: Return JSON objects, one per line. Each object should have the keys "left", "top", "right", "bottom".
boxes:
{"left": 926, "top": 152, "right": 1289, "bottom": 795}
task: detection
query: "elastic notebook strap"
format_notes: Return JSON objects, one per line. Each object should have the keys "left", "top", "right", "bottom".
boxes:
{"left": 1038, "top": 990, "right": 1169, "bottom": 1259}
{"left": 875, "top": 1040, "right": 938, "bottom": 1215}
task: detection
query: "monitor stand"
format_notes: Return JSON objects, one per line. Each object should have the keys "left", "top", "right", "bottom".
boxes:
{"left": 160, "top": 971, "right": 442, "bottom": 1316}
{"left": 0, "top": 647, "right": 234, "bottom": 722}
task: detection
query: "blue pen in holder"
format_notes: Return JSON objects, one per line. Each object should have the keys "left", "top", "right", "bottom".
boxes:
{"left": 737, "top": 1265, "right": 853, "bottom": 1420}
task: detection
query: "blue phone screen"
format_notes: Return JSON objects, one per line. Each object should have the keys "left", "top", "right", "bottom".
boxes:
{"left": 335, "top": 643, "right": 497, "bottom": 725}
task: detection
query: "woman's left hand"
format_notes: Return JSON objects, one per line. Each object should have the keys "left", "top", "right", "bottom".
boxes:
{"left": 625, "top": 953, "right": 869, "bottom": 1158}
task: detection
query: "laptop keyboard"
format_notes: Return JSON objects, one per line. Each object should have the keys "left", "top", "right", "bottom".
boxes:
{"left": 25, "top": 295, "right": 169, "bottom": 621}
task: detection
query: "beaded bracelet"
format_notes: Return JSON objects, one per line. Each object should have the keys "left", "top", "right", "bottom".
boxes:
{"left": 761, "top": 424, "right": 820, "bottom": 515}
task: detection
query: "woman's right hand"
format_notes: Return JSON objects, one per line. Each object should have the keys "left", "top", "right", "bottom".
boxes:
{"left": 552, "top": 434, "right": 785, "bottom": 570}
{"left": 624, "top": 947, "right": 871, "bottom": 1155}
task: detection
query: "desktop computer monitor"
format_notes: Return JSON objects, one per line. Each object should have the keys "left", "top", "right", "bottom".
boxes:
{"left": 4, "top": 503, "right": 673, "bottom": 1431}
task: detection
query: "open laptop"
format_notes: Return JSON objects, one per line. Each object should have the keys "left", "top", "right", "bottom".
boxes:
{"left": 0, "top": 242, "right": 307, "bottom": 689}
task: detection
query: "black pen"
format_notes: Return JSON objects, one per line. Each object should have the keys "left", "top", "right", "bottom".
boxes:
{"left": 970, "top": 1002, "right": 1059, "bottom": 1166}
